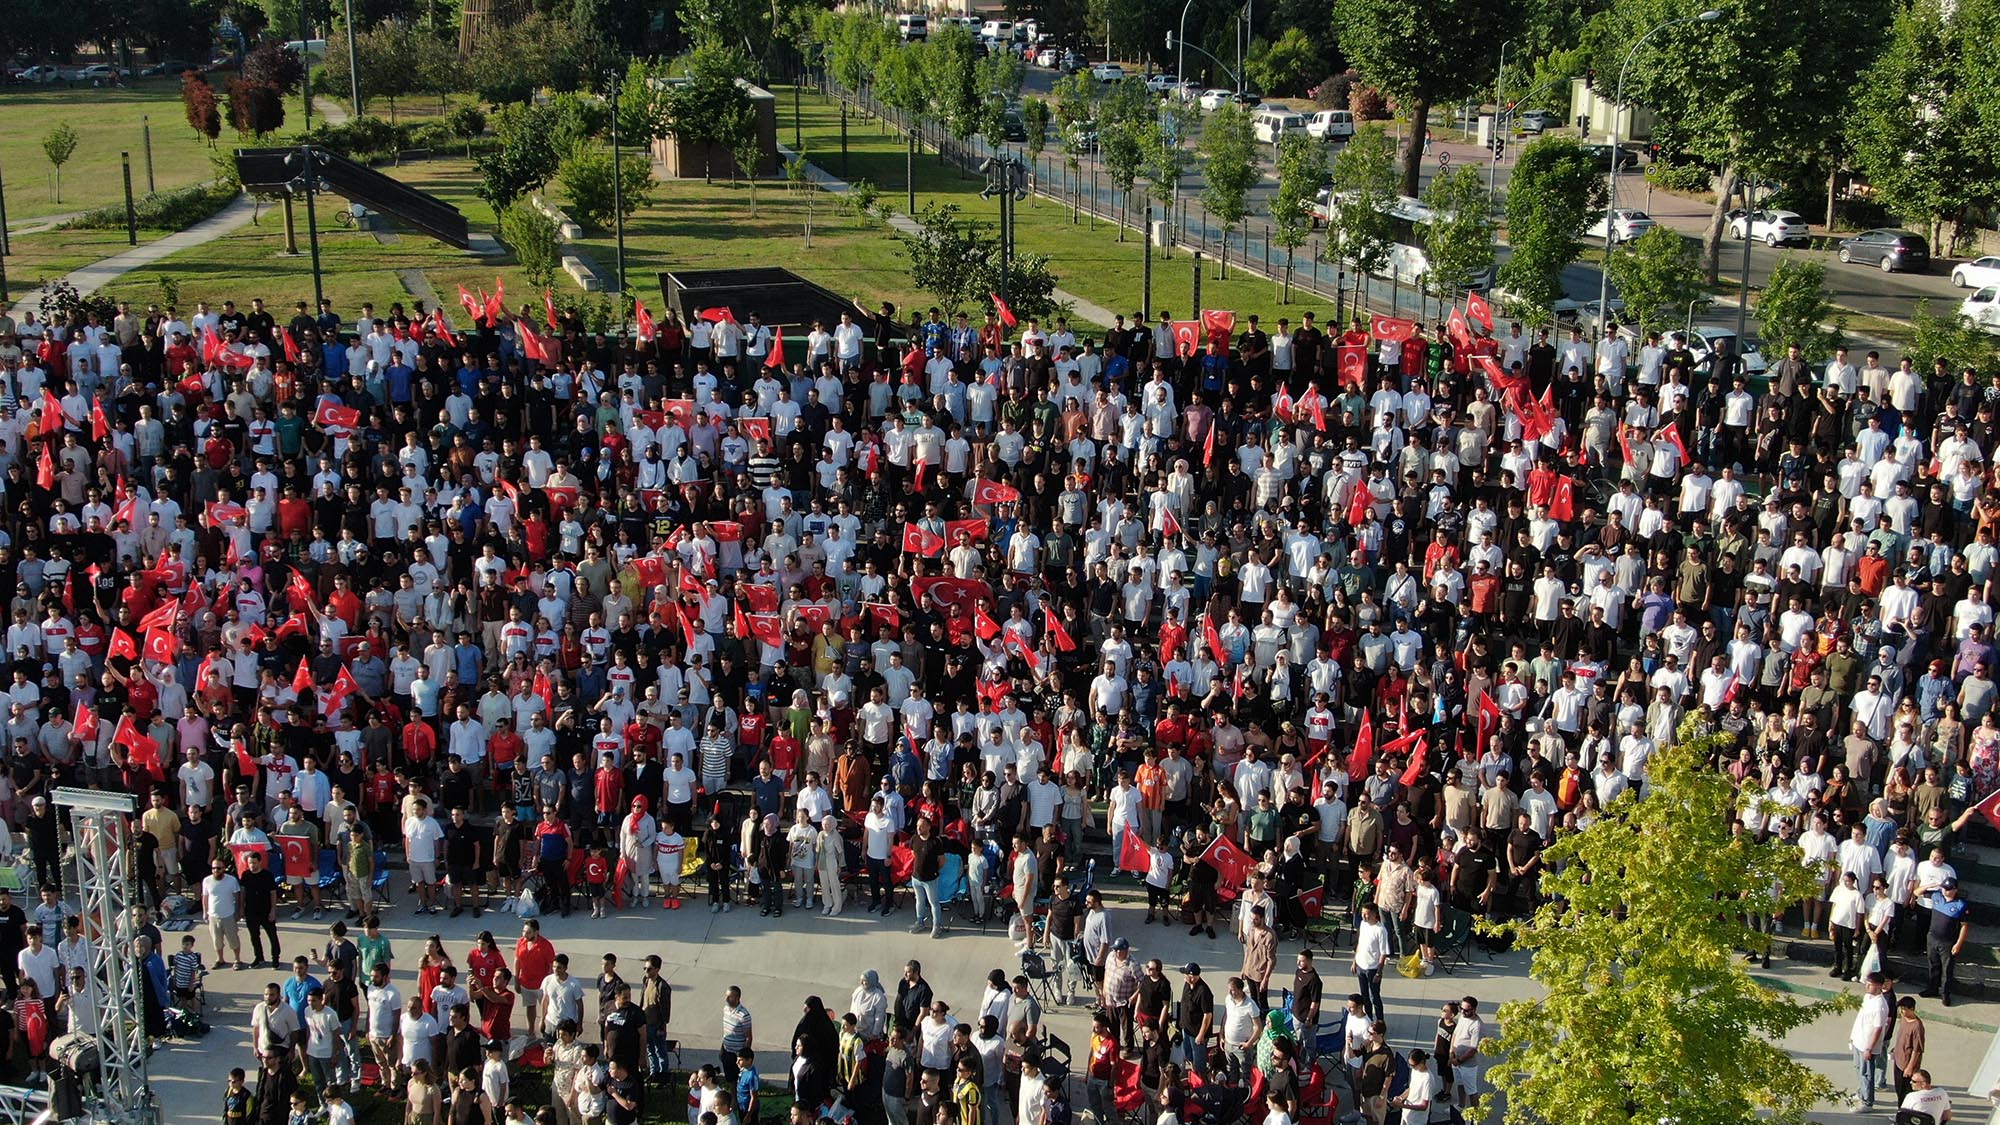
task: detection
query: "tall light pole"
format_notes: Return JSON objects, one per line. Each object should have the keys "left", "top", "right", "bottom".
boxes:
{"left": 1596, "top": 9, "right": 1723, "bottom": 338}
{"left": 1175, "top": 0, "right": 1197, "bottom": 91}
{"left": 1488, "top": 39, "right": 1511, "bottom": 196}
{"left": 342, "top": 0, "right": 362, "bottom": 118}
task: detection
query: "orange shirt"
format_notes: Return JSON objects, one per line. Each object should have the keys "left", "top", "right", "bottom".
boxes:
{"left": 1135, "top": 763, "right": 1166, "bottom": 810}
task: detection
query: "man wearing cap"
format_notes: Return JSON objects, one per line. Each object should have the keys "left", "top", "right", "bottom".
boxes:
{"left": 1177, "top": 964, "right": 1213, "bottom": 1078}
{"left": 1922, "top": 879, "right": 1971, "bottom": 1005}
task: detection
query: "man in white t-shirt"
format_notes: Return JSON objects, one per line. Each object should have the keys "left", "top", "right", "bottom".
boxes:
{"left": 402, "top": 802, "right": 445, "bottom": 915}
{"left": 1850, "top": 973, "right": 1891, "bottom": 1110}
{"left": 202, "top": 858, "right": 245, "bottom": 969}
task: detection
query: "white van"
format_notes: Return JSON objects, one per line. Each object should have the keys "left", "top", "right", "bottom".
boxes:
{"left": 1306, "top": 110, "right": 1355, "bottom": 141}
{"left": 892, "top": 13, "right": 927, "bottom": 39}
{"left": 1251, "top": 106, "right": 1307, "bottom": 143}
{"left": 980, "top": 19, "right": 1014, "bottom": 42}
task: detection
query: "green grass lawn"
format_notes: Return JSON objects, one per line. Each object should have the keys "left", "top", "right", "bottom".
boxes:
{"left": 0, "top": 79, "right": 226, "bottom": 222}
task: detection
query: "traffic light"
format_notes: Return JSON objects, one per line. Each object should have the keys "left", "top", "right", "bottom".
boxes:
{"left": 1490, "top": 136, "right": 1506, "bottom": 157}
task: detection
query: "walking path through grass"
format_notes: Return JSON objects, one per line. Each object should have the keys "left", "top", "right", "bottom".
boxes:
{"left": 7, "top": 193, "right": 258, "bottom": 318}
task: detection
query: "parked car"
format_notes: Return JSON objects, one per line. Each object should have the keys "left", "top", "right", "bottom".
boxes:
{"left": 1035, "top": 48, "right": 1059, "bottom": 67}
{"left": 1683, "top": 327, "right": 1770, "bottom": 377}
{"left": 1304, "top": 110, "right": 1354, "bottom": 142}
{"left": 1230, "top": 90, "right": 1262, "bottom": 108}
{"left": 1951, "top": 256, "right": 2000, "bottom": 289}
{"left": 139, "top": 58, "right": 195, "bottom": 76}
{"left": 1959, "top": 287, "right": 2000, "bottom": 335}
{"left": 1250, "top": 107, "right": 1307, "bottom": 143}
{"left": 1837, "top": 228, "right": 1930, "bottom": 273}
{"left": 74, "top": 63, "right": 125, "bottom": 82}
{"left": 1197, "top": 88, "right": 1234, "bottom": 110}
{"left": 17, "top": 65, "right": 62, "bottom": 83}
{"left": 1089, "top": 62, "right": 1124, "bottom": 83}
{"left": 1725, "top": 208, "right": 1810, "bottom": 247}
{"left": 1516, "top": 109, "right": 1559, "bottom": 133}
{"left": 1579, "top": 143, "right": 1638, "bottom": 171}
{"left": 1145, "top": 73, "right": 1178, "bottom": 95}
{"left": 1584, "top": 208, "right": 1657, "bottom": 244}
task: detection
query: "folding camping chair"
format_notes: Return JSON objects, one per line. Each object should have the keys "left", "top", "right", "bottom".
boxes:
{"left": 1112, "top": 1058, "right": 1148, "bottom": 1125}
{"left": 370, "top": 849, "right": 392, "bottom": 909}
{"left": 1277, "top": 986, "right": 1338, "bottom": 1060}
{"left": 315, "top": 848, "right": 342, "bottom": 900}
{"left": 1433, "top": 907, "right": 1483, "bottom": 974}
{"left": 935, "top": 852, "right": 971, "bottom": 930}
{"left": 1019, "top": 948, "right": 1063, "bottom": 1006}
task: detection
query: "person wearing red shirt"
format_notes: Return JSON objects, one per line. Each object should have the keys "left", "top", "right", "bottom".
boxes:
{"left": 490, "top": 721, "right": 525, "bottom": 779}
{"left": 403, "top": 718, "right": 437, "bottom": 771}
{"left": 326, "top": 577, "right": 362, "bottom": 631}
{"left": 466, "top": 933, "right": 507, "bottom": 994}
{"left": 276, "top": 489, "right": 312, "bottom": 537}
{"left": 513, "top": 921, "right": 557, "bottom": 1030}
{"left": 473, "top": 967, "right": 515, "bottom": 1044}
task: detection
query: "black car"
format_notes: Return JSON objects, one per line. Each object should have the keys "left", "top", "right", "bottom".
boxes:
{"left": 1837, "top": 228, "right": 1930, "bottom": 274}
{"left": 1580, "top": 143, "right": 1638, "bottom": 171}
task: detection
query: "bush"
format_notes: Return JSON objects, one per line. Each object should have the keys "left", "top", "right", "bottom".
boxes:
{"left": 500, "top": 200, "right": 563, "bottom": 289}
{"left": 556, "top": 143, "right": 654, "bottom": 232}
{"left": 1643, "top": 161, "right": 1713, "bottom": 194}
{"left": 298, "top": 116, "right": 408, "bottom": 158}
{"left": 59, "top": 183, "right": 239, "bottom": 231}
{"left": 1309, "top": 69, "right": 1360, "bottom": 111}
{"left": 1350, "top": 85, "right": 1389, "bottom": 122}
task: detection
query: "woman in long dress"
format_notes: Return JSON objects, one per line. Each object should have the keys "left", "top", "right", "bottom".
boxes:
{"left": 618, "top": 796, "right": 658, "bottom": 907}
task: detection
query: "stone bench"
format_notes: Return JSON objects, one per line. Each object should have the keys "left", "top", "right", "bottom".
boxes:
{"left": 562, "top": 254, "right": 602, "bottom": 291}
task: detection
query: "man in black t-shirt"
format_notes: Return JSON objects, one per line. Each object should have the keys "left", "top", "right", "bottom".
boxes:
{"left": 238, "top": 851, "right": 283, "bottom": 968}
{"left": 1176, "top": 965, "right": 1214, "bottom": 1077}
{"left": 444, "top": 806, "right": 485, "bottom": 918}
{"left": 1449, "top": 833, "right": 1498, "bottom": 919}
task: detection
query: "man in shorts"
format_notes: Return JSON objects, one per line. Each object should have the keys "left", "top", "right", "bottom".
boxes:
{"left": 402, "top": 799, "right": 445, "bottom": 916}
{"left": 1449, "top": 996, "right": 1484, "bottom": 1107}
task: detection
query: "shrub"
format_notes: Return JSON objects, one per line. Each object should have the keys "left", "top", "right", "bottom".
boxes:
{"left": 1309, "top": 68, "right": 1360, "bottom": 110}
{"left": 556, "top": 143, "right": 653, "bottom": 232}
{"left": 60, "top": 183, "right": 240, "bottom": 232}
{"left": 1349, "top": 85, "right": 1389, "bottom": 122}
{"left": 1643, "top": 161, "right": 1713, "bottom": 194}
{"left": 500, "top": 200, "right": 563, "bottom": 289}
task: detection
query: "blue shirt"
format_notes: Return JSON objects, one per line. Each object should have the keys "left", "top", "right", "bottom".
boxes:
{"left": 282, "top": 973, "right": 321, "bottom": 1020}
{"left": 454, "top": 643, "right": 482, "bottom": 687}
{"left": 736, "top": 1067, "right": 761, "bottom": 1117}
{"left": 750, "top": 776, "right": 786, "bottom": 819}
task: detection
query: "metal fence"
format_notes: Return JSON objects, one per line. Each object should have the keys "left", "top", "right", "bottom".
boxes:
{"left": 823, "top": 80, "right": 1450, "bottom": 322}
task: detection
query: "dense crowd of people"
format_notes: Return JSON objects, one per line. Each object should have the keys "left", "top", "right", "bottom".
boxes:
{"left": 0, "top": 279, "right": 1988, "bottom": 1124}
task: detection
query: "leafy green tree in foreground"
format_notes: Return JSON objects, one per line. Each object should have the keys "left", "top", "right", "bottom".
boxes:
{"left": 1605, "top": 225, "right": 1704, "bottom": 336}
{"left": 1755, "top": 258, "right": 1843, "bottom": 358}
{"left": 1496, "top": 135, "right": 1603, "bottom": 321}
{"left": 1333, "top": 0, "right": 1514, "bottom": 198}
{"left": 1416, "top": 165, "right": 1494, "bottom": 309}
{"left": 1324, "top": 124, "right": 1401, "bottom": 311}
{"left": 42, "top": 125, "right": 79, "bottom": 205}
{"left": 1482, "top": 714, "right": 1848, "bottom": 1125}
{"left": 1199, "top": 104, "right": 1258, "bottom": 277}
{"left": 1271, "top": 133, "right": 1326, "bottom": 302}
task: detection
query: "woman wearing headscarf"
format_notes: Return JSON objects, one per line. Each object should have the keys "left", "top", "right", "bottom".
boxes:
{"left": 791, "top": 996, "right": 839, "bottom": 1107}
{"left": 755, "top": 814, "right": 789, "bottom": 916}
{"left": 850, "top": 970, "right": 889, "bottom": 1044}
{"left": 816, "top": 814, "right": 846, "bottom": 916}
{"left": 1271, "top": 835, "right": 1308, "bottom": 938}
{"left": 619, "top": 796, "right": 658, "bottom": 908}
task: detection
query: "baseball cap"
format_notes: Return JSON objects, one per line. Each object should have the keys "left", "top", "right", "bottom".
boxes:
{"left": 1181, "top": 963, "right": 1201, "bottom": 976}
{"left": 1112, "top": 938, "right": 1130, "bottom": 952}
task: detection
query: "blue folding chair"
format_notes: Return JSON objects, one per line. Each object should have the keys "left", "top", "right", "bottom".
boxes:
{"left": 370, "top": 849, "right": 391, "bottom": 908}
{"left": 315, "top": 848, "right": 341, "bottom": 895}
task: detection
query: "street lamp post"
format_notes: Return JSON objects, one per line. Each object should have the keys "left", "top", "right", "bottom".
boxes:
{"left": 342, "top": 0, "right": 362, "bottom": 118}
{"left": 1488, "top": 40, "right": 1510, "bottom": 195}
{"left": 1596, "top": 9, "right": 1722, "bottom": 340}
{"left": 286, "top": 146, "right": 327, "bottom": 311}
{"left": 981, "top": 157, "right": 1027, "bottom": 306}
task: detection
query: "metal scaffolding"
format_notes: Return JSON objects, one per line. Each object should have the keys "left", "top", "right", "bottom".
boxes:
{"left": 51, "top": 789, "right": 151, "bottom": 1125}
{"left": 0, "top": 1085, "right": 50, "bottom": 1125}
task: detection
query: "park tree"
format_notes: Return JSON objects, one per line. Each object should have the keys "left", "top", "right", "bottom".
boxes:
{"left": 1416, "top": 164, "right": 1494, "bottom": 308}
{"left": 901, "top": 202, "right": 991, "bottom": 313}
{"left": 924, "top": 23, "right": 983, "bottom": 142}
{"left": 1908, "top": 299, "right": 2000, "bottom": 375}
{"left": 1198, "top": 104, "right": 1258, "bottom": 277}
{"left": 1332, "top": 0, "right": 1515, "bottom": 197}
{"left": 1604, "top": 226, "right": 1703, "bottom": 336}
{"left": 475, "top": 104, "right": 565, "bottom": 210}
{"left": 1021, "top": 98, "right": 1052, "bottom": 172}
{"left": 616, "top": 58, "right": 677, "bottom": 146}
{"left": 665, "top": 44, "right": 756, "bottom": 183}
{"left": 447, "top": 106, "right": 488, "bottom": 158}
{"left": 42, "top": 125, "right": 79, "bottom": 206}
{"left": 499, "top": 201, "right": 562, "bottom": 289}
{"left": 225, "top": 74, "right": 286, "bottom": 137}
{"left": 240, "top": 40, "right": 305, "bottom": 96}
{"left": 1481, "top": 713, "right": 1846, "bottom": 1125}
{"left": 181, "top": 71, "right": 222, "bottom": 143}
{"left": 1496, "top": 136, "right": 1603, "bottom": 319}
{"left": 1755, "top": 259, "right": 1842, "bottom": 358}
{"left": 465, "top": 12, "right": 592, "bottom": 105}
{"left": 875, "top": 43, "right": 930, "bottom": 213}
{"left": 557, "top": 143, "right": 655, "bottom": 231}
{"left": 1141, "top": 102, "right": 1192, "bottom": 247}
{"left": 1604, "top": 0, "right": 1888, "bottom": 281}
{"left": 1849, "top": 0, "right": 2000, "bottom": 255}
{"left": 1324, "top": 124, "right": 1400, "bottom": 308}
{"left": 1270, "top": 133, "right": 1326, "bottom": 302}
{"left": 320, "top": 23, "right": 456, "bottom": 121}
{"left": 1094, "top": 79, "right": 1152, "bottom": 236}
{"left": 1245, "top": 28, "right": 1326, "bottom": 98}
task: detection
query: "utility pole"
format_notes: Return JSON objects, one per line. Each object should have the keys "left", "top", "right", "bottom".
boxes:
{"left": 1142, "top": 202, "right": 1152, "bottom": 320}
{"left": 1736, "top": 176, "right": 1754, "bottom": 339}
{"left": 120, "top": 153, "right": 137, "bottom": 245}
{"left": 610, "top": 60, "right": 626, "bottom": 299}
{"left": 142, "top": 115, "right": 155, "bottom": 193}
{"left": 299, "top": 0, "right": 314, "bottom": 132}
{"left": 1192, "top": 248, "right": 1202, "bottom": 315}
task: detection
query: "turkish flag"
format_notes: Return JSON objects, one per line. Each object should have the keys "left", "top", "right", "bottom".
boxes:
{"left": 764, "top": 325, "right": 786, "bottom": 370}
{"left": 485, "top": 277, "right": 506, "bottom": 325}
{"left": 739, "top": 416, "right": 771, "bottom": 445}
{"left": 73, "top": 704, "right": 97, "bottom": 742}
{"left": 865, "top": 602, "right": 901, "bottom": 631}
{"left": 1347, "top": 478, "right": 1374, "bottom": 528}
{"left": 679, "top": 567, "right": 711, "bottom": 603}
{"left": 137, "top": 599, "right": 180, "bottom": 633}
{"left": 325, "top": 664, "right": 363, "bottom": 711}
{"left": 1169, "top": 320, "right": 1202, "bottom": 357}
{"left": 944, "top": 518, "right": 989, "bottom": 543}
{"left": 313, "top": 399, "right": 361, "bottom": 429}
{"left": 91, "top": 398, "right": 111, "bottom": 441}
{"left": 458, "top": 285, "right": 484, "bottom": 326}
{"left": 1446, "top": 308, "right": 1472, "bottom": 352}
{"left": 903, "top": 523, "right": 945, "bottom": 557}
{"left": 1477, "top": 693, "right": 1503, "bottom": 753}
{"left": 710, "top": 521, "right": 743, "bottom": 543}
{"left": 1369, "top": 315, "right": 1417, "bottom": 343}
{"left": 1294, "top": 884, "right": 1327, "bottom": 920}
{"left": 275, "top": 613, "right": 311, "bottom": 641}
{"left": 229, "top": 843, "right": 270, "bottom": 876}
{"left": 1200, "top": 308, "right": 1236, "bottom": 347}
{"left": 991, "top": 293, "right": 1017, "bottom": 329}
{"left": 429, "top": 308, "right": 457, "bottom": 349}
{"left": 1199, "top": 834, "right": 1254, "bottom": 888}
{"left": 108, "top": 628, "right": 139, "bottom": 662}
{"left": 744, "top": 612, "right": 785, "bottom": 647}
{"left": 1347, "top": 710, "right": 1375, "bottom": 782}
{"left": 292, "top": 656, "right": 314, "bottom": 694}
{"left": 970, "top": 478, "right": 1020, "bottom": 506}
{"left": 1302, "top": 387, "right": 1327, "bottom": 432}
{"left": 1162, "top": 507, "right": 1182, "bottom": 538}
{"left": 630, "top": 297, "right": 657, "bottom": 342}
{"left": 516, "top": 318, "right": 551, "bottom": 363}
{"left": 1660, "top": 421, "right": 1688, "bottom": 463}
{"left": 1398, "top": 734, "right": 1431, "bottom": 787}
{"left": 1549, "top": 476, "right": 1577, "bottom": 521}
{"left": 544, "top": 288, "right": 560, "bottom": 332}
{"left": 1336, "top": 344, "right": 1369, "bottom": 389}
{"left": 664, "top": 399, "right": 696, "bottom": 431}
{"left": 973, "top": 608, "right": 1003, "bottom": 642}
{"left": 1466, "top": 291, "right": 1494, "bottom": 331}
{"left": 36, "top": 445, "right": 55, "bottom": 491}
{"left": 694, "top": 306, "right": 738, "bottom": 325}
{"left": 1117, "top": 829, "right": 1151, "bottom": 875}
{"left": 1045, "top": 607, "right": 1076, "bottom": 652}
{"left": 1273, "top": 385, "right": 1294, "bottom": 422}
{"left": 278, "top": 835, "right": 316, "bottom": 879}
{"left": 1203, "top": 420, "right": 1217, "bottom": 467}
{"left": 911, "top": 577, "right": 990, "bottom": 613}
{"left": 1204, "top": 614, "right": 1226, "bottom": 666}
{"left": 741, "top": 584, "right": 780, "bottom": 613}
{"left": 1971, "top": 786, "right": 2000, "bottom": 833}
{"left": 142, "top": 629, "right": 178, "bottom": 662}
{"left": 792, "top": 603, "right": 833, "bottom": 635}
{"left": 206, "top": 501, "right": 248, "bottom": 526}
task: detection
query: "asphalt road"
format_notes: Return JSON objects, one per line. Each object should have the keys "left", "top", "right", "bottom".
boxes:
{"left": 1010, "top": 61, "right": 1975, "bottom": 329}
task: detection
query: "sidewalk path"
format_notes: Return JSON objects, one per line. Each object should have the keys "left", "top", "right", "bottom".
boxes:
{"left": 8, "top": 193, "right": 258, "bottom": 318}
{"left": 779, "top": 142, "right": 1122, "bottom": 328}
